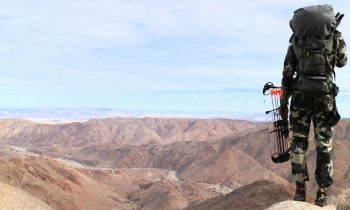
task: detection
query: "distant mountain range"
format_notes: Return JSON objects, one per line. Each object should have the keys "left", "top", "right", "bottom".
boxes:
{"left": 0, "top": 108, "right": 266, "bottom": 122}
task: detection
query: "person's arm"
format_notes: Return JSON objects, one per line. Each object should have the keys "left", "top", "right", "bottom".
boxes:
{"left": 281, "top": 36, "right": 298, "bottom": 107}
{"left": 335, "top": 31, "right": 347, "bottom": 68}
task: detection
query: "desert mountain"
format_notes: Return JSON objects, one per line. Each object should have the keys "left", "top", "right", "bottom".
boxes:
{"left": 0, "top": 155, "right": 229, "bottom": 210}
{"left": 0, "top": 118, "right": 264, "bottom": 147}
{"left": 0, "top": 117, "right": 349, "bottom": 209}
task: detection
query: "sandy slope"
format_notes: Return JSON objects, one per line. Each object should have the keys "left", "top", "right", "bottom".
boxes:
{"left": 0, "top": 181, "right": 53, "bottom": 210}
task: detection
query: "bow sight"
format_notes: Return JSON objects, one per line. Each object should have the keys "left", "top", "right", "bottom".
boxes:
{"left": 263, "top": 82, "right": 291, "bottom": 163}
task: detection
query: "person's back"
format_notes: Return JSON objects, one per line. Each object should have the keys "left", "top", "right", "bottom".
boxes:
{"left": 280, "top": 4, "right": 347, "bottom": 207}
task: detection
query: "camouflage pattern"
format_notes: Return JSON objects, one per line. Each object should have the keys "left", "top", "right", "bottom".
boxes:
{"left": 281, "top": 30, "right": 347, "bottom": 188}
{"left": 290, "top": 92, "right": 334, "bottom": 187}
{"left": 335, "top": 31, "right": 348, "bottom": 67}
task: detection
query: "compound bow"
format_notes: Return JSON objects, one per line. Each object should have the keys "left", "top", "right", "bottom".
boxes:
{"left": 263, "top": 82, "right": 291, "bottom": 163}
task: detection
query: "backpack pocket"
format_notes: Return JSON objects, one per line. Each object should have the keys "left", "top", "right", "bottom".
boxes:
{"left": 296, "top": 76, "right": 332, "bottom": 94}
{"left": 302, "top": 50, "right": 327, "bottom": 75}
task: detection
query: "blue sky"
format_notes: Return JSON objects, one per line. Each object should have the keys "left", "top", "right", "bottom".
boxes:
{"left": 0, "top": 0, "right": 350, "bottom": 117}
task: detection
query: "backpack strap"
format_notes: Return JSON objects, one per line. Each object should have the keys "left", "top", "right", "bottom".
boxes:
{"left": 320, "top": 36, "right": 334, "bottom": 78}
{"left": 331, "top": 31, "right": 340, "bottom": 81}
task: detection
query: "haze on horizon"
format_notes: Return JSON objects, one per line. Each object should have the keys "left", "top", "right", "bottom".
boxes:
{"left": 1, "top": 0, "right": 350, "bottom": 117}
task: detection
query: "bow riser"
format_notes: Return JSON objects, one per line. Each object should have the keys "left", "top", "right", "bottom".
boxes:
{"left": 263, "top": 82, "right": 291, "bottom": 164}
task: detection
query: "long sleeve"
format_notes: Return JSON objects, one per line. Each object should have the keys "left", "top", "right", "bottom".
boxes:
{"left": 281, "top": 36, "right": 298, "bottom": 106}
{"left": 335, "top": 31, "right": 347, "bottom": 68}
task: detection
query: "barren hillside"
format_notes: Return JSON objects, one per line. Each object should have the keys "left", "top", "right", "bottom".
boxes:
{"left": 185, "top": 180, "right": 293, "bottom": 210}
{"left": 0, "top": 118, "right": 264, "bottom": 147}
{"left": 0, "top": 156, "right": 227, "bottom": 210}
{"left": 0, "top": 180, "right": 53, "bottom": 210}
{"left": 0, "top": 117, "right": 349, "bottom": 209}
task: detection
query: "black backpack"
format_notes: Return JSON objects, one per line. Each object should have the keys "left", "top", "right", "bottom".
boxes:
{"left": 290, "top": 4, "right": 342, "bottom": 94}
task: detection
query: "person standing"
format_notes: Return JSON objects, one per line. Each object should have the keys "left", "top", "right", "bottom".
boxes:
{"left": 280, "top": 4, "right": 347, "bottom": 207}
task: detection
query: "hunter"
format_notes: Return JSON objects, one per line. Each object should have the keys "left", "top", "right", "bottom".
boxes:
{"left": 281, "top": 4, "right": 347, "bottom": 207}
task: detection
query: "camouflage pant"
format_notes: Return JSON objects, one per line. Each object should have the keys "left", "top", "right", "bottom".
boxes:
{"left": 290, "top": 92, "right": 335, "bottom": 188}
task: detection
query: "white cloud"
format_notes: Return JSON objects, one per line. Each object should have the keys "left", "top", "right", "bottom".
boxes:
{"left": 0, "top": 0, "right": 349, "bottom": 111}
{"left": 0, "top": 0, "right": 337, "bottom": 53}
{"left": 1, "top": 0, "right": 348, "bottom": 58}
